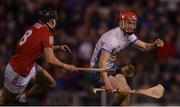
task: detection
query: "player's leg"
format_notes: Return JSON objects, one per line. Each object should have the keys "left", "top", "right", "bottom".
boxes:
{"left": 27, "top": 69, "right": 56, "bottom": 96}
{"left": 115, "top": 74, "right": 131, "bottom": 105}
{"left": 109, "top": 74, "right": 131, "bottom": 106}
{"left": 1, "top": 63, "right": 28, "bottom": 105}
{"left": 0, "top": 87, "right": 18, "bottom": 105}
{"left": 21, "top": 65, "right": 56, "bottom": 98}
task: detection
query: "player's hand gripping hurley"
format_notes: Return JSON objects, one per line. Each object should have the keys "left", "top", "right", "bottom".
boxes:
{"left": 93, "top": 84, "right": 165, "bottom": 99}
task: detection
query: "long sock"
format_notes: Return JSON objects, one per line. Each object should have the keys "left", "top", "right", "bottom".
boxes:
{"left": 18, "top": 93, "right": 27, "bottom": 103}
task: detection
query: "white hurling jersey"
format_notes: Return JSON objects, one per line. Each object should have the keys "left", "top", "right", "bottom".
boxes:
{"left": 90, "top": 27, "right": 138, "bottom": 68}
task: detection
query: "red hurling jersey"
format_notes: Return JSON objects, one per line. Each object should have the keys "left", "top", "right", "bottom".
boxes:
{"left": 10, "top": 23, "right": 54, "bottom": 77}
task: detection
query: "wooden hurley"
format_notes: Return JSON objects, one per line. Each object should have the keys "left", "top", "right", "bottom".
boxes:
{"left": 93, "top": 84, "right": 165, "bottom": 99}
{"left": 77, "top": 67, "right": 116, "bottom": 72}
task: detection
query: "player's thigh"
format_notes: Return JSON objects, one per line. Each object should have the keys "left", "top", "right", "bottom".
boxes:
{"left": 109, "top": 76, "right": 130, "bottom": 103}
{"left": 0, "top": 87, "right": 18, "bottom": 104}
{"left": 114, "top": 74, "right": 130, "bottom": 91}
{"left": 108, "top": 76, "right": 126, "bottom": 90}
{"left": 108, "top": 76, "right": 120, "bottom": 89}
{"left": 109, "top": 75, "right": 130, "bottom": 91}
{"left": 35, "top": 66, "right": 56, "bottom": 87}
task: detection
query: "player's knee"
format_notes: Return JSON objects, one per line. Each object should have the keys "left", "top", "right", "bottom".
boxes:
{"left": 50, "top": 81, "right": 56, "bottom": 89}
{"left": 46, "top": 80, "right": 56, "bottom": 90}
{"left": 113, "top": 93, "right": 130, "bottom": 106}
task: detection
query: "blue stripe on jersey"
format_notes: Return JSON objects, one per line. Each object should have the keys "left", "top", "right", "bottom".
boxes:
{"left": 101, "top": 48, "right": 112, "bottom": 53}
{"left": 130, "top": 38, "right": 138, "bottom": 45}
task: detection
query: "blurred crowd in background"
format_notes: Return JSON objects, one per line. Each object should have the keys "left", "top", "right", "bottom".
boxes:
{"left": 0, "top": 0, "right": 179, "bottom": 105}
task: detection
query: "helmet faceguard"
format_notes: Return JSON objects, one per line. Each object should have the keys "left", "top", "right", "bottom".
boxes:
{"left": 119, "top": 11, "right": 137, "bottom": 35}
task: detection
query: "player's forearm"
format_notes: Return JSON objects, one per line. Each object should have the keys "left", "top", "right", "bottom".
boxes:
{"left": 143, "top": 43, "right": 157, "bottom": 52}
{"left": 135, "top": 40, "right": 158, "bottom": 52}
{"left": 98, "top": 61, "right": 110, "bottom": 84}
{"left": 44, "top": 47, "right": 69, "bottom": 68}
{"left": 46, "top": 56, "right": 66, "bottom": 68}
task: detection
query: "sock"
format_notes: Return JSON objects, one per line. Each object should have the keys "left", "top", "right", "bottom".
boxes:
{"left": 18, "top": 93, "right": 27, "bottom": 103}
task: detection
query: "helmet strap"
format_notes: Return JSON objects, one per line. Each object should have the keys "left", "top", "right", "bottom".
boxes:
{"left": 120, "top": 20, "right": 125, "bottom": 29}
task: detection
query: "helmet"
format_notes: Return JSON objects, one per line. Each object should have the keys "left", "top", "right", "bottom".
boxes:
{"left": 119, "top": 10, "right": 137, "bottom": 21}
{"left": 38, "top": 5, "right": 57, "bottom": 23}
{"left": 119, "top": 10, "right": 137, "bottom": 34}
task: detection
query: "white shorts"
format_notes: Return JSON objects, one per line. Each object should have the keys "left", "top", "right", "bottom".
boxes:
{"left": 4, "top": 63, "right": 43, "bottom": 94}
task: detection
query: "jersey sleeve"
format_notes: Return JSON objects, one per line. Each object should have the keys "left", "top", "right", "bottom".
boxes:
{"left": 41, "top": 32, "right": 54, "bottom": 48}
{"left": 129, "top": 34, "right": 138, "bottom": 44}
{"left": 101, "top": 38, "right": 114, "bottom": 53}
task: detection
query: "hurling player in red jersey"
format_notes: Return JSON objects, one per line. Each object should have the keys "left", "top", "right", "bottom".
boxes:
{"left": 0, "top": 5, "right": 77, "bottom": 105}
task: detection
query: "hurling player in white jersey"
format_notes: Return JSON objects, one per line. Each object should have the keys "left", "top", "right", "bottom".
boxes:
{"left": 90, "top": 10, "right": 164, "bottom": 106}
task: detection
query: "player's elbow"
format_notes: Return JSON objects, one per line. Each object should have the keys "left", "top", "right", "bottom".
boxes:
{"left": 46, "top": 57, "right": 55, "bottom": 64}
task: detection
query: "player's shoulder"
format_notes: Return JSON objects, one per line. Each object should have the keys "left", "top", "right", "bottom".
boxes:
{"left": 103, "top": 27, "right": 119, "bottom": 36}
{"left": 101, "top": 27, "right": 120, "bottom": 40}
{"left": 32, "top": 23, "right": 52, "bottom": 36}
{"left": 32, "top": 23, "right": 48, "bottom": 32}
